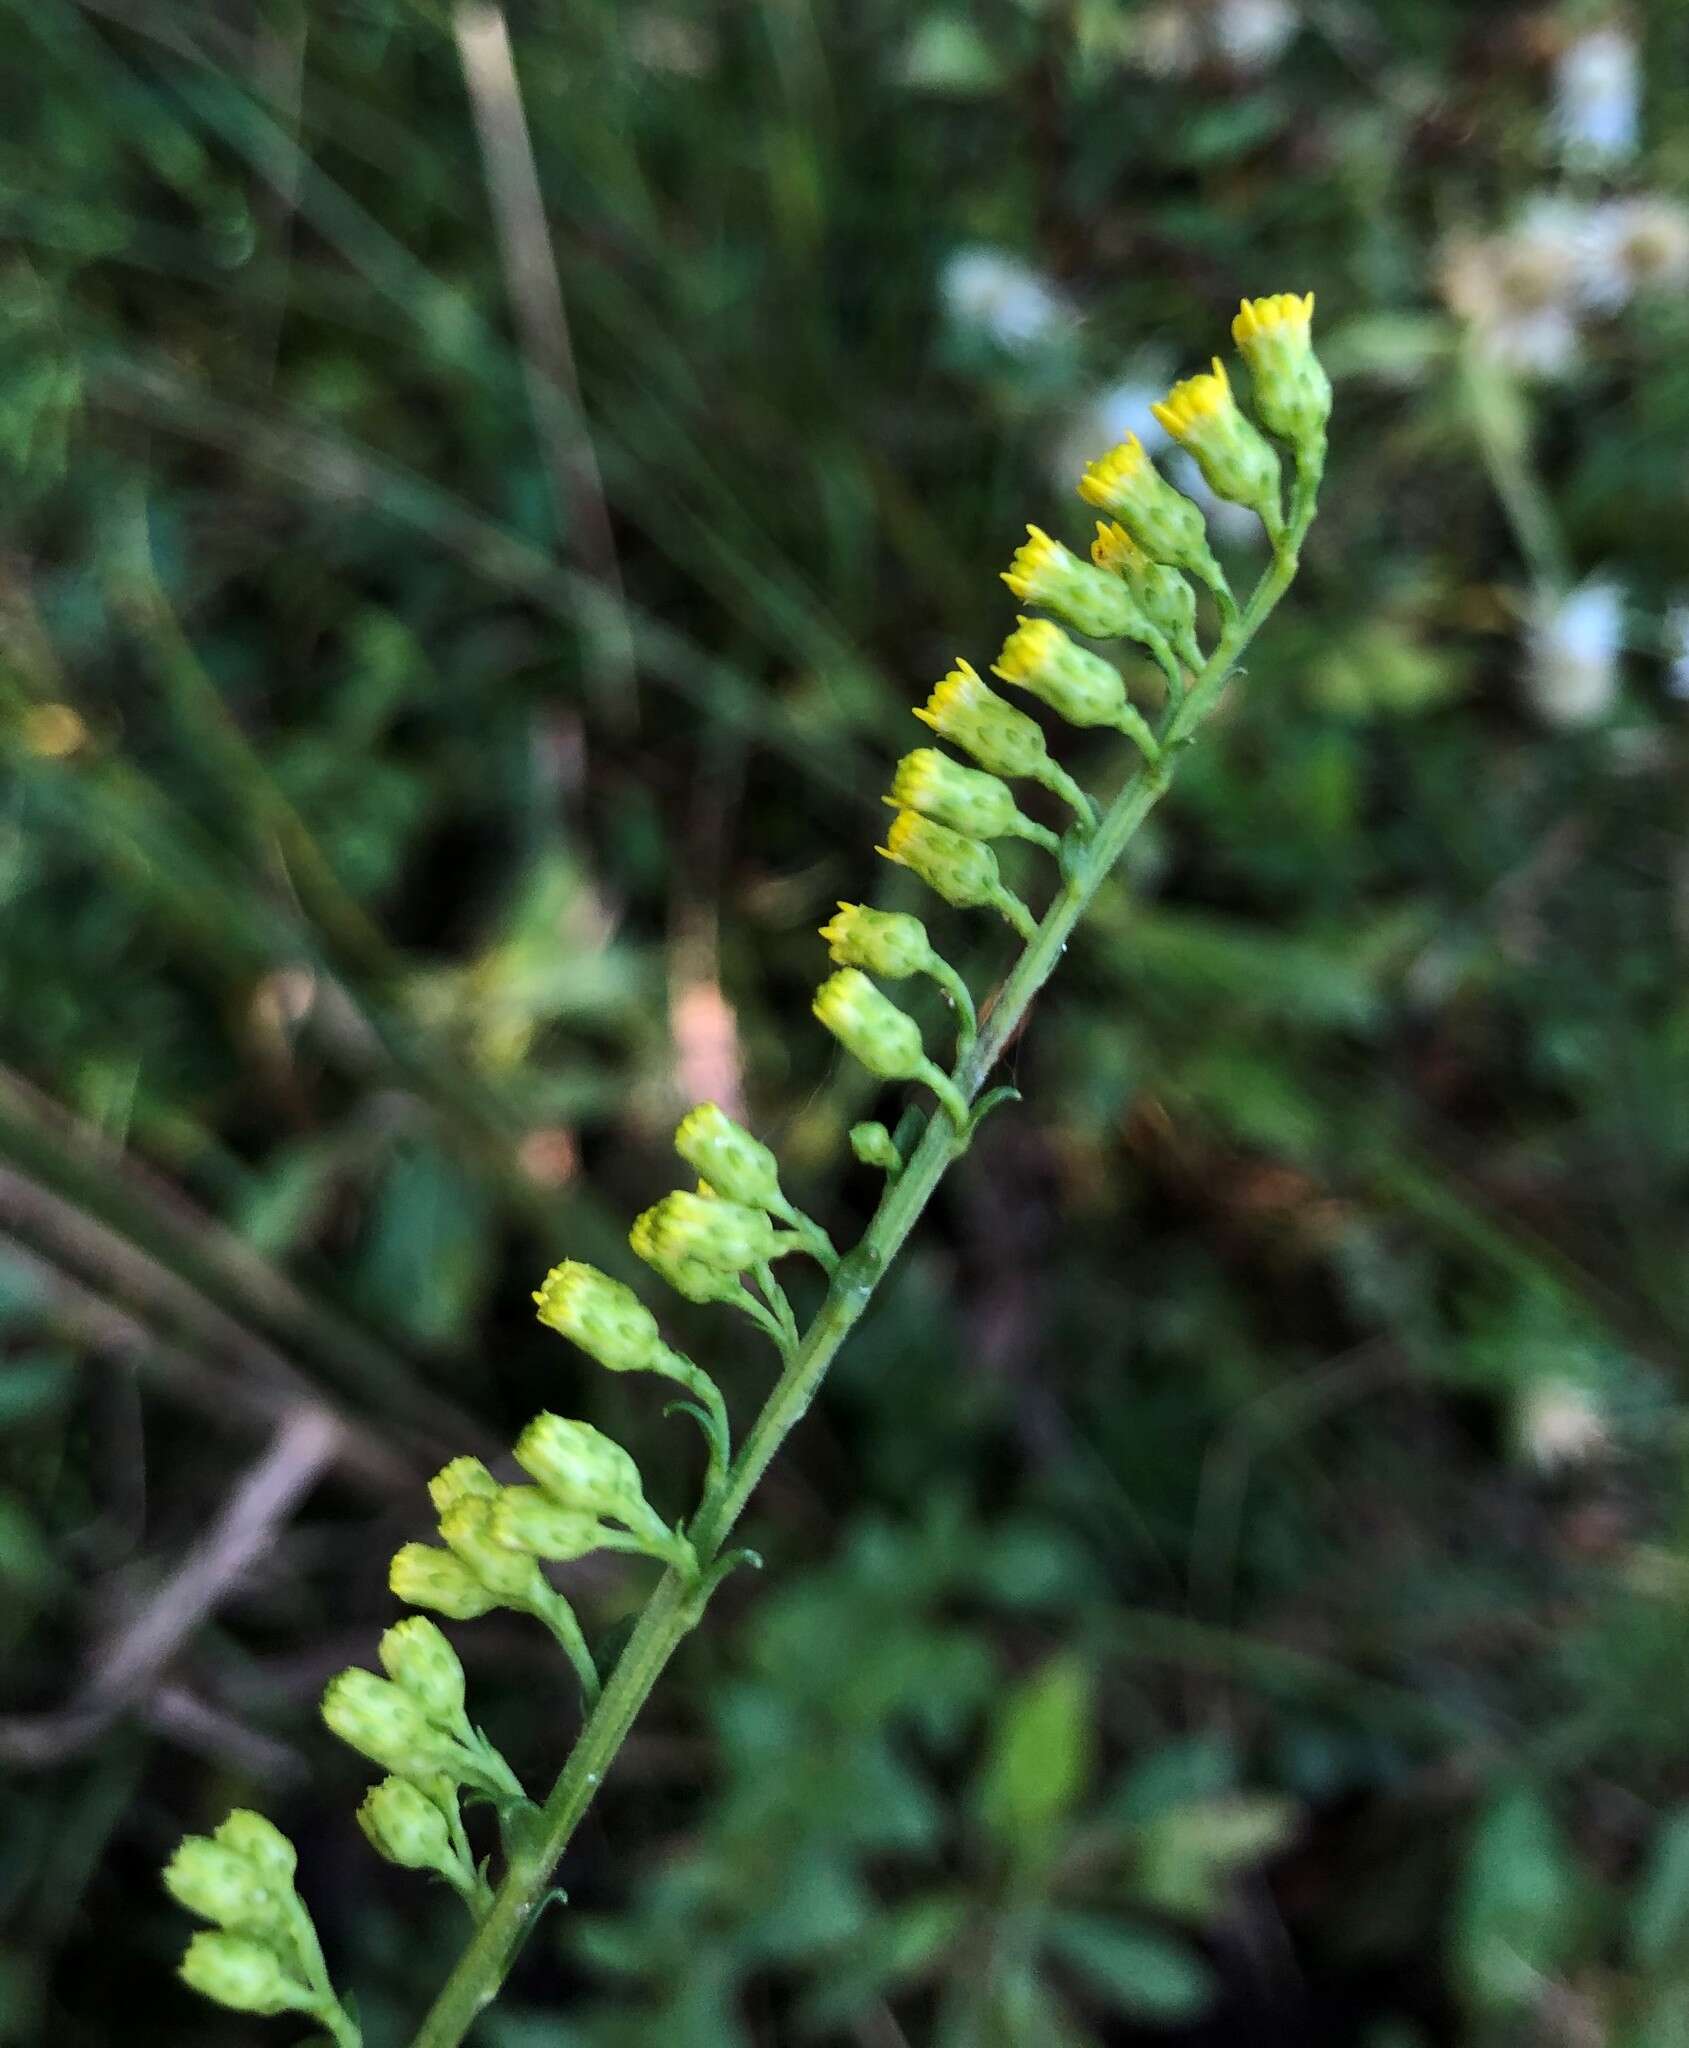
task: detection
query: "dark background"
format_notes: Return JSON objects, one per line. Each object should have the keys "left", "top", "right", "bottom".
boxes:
{"left": 4, "top": 2, "right": 1689, "bottom": 2043}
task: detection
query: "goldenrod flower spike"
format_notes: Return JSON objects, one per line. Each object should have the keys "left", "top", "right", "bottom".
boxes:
{"left": 1151, "top": 357, "right": 1284, "bottom": 542}
{"left": 1077, "top": 434, "right": 1228, "bottom": 599}
{"left": 1232, "top": 291, "right": 1330, "bottom": 451}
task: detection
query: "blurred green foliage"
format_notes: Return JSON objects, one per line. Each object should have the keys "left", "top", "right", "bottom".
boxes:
{"left": 3, "top": 0, "right": 1689, "bottom": 2042}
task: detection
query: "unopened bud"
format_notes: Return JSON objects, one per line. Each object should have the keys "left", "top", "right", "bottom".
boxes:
{"left": 850, "top": 1121, "right": 904, "bottom": 1173}
{"left": 378, "top": 1617, "right": 468, "bottom": 1733}
{"left": 210, "top": 1811, "right": 296, "bottom": 1884}
{"left": 1151, "top": 358, "right": 1282, "bottom": 535}
{"left": 993, "top": 617, "right": 1133, "bottom": 729}
{"left": 533, "top": 1259, "right": 666, "bottom": 1373}
{"left": 913, "top": 659, "right": 1055, "bottom": 782}
{"left": 880, "top": 809, "right": 1032, "bottom": 936}
{"left": 491, "top": 1484, "right": 606, "bottom": 1561}
{"left": 389, "top": 1542, "right": 501, "bottom": 1620}
{"left": 820, "top": 902, "right": 935, "bottom": 979}
{"left": 887, "top": 748, "right": 1048, "bottom": 846}
{"left": 321, "top": 1668, "right": 452, "bottom": 1778}
{"left": 162, "top": 1837, "right": 290, "bottom": 1937}
{"left": 178, "top": 1932, "right": 315, "bottom": 2017}
{"left": 813, "top": 968, "right": 926, "bottom": 1081}
{"left": 674, "top": 1103, "right": 787, "bottom": 1213}
{"left": 627, "top": 1204, "right": 730, "bottom": 1304}
{"left": 1001, "top": 525, "right": 1141, "bottom": 639}
{"left": 513, "top": 1412, "right": 656, "bottom": 1530}
{"left": 1088, "top": 526, "right": 1200, "bottom": 668}
{"left": 629, "top": 1189, "right": 777, "bottom": 1278}
{"left": 1231, "top": 292, "right": 1330, "bottom": 449}
{"left": 437, "top": 1497, "right": 553, "bottom": 1605}
{"left": 357, "top": 1777, "right": 456, "bottom": 1876}
{"left": 427, "top": 1456, "right": 500, "bottom": 1518}
{"left": 1077, "top": 434, "right": 1220, "bottom": 580}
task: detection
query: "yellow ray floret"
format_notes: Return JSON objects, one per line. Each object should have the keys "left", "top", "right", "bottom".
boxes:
{"left": 1077, "top": 435, "right": 1150, "bottom": 511}
{"left": 1151, "top": 358, "right": 1234, "bottom": 442}
{"left": 1000, "top": 524, "right": 1069, "bottom": 602}
{"left": 1232, "top": 291, "right": 1314, "bottom": 347}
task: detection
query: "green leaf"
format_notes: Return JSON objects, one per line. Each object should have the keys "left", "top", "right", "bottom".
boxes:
{"left": 1042, "top": 1911, "right": 1214, "bottom": 2021}
{"left": 1632, "top": 1807, "right": 1689, "bottom": 1971}
{"left": 975, "top": 1655, "right": 1093, "bottom": 1848}
{"left": 1451, "top": 1786, "right": 1582, "bottom": 2017}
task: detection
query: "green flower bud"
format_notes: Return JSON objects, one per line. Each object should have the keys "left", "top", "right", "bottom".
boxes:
{"left": 428, "top": 1456, "right": 500, "bottom": 1518}
{"left": 357, "top": 1777, "right": 456, "bottom": 1876}
{"left": 1001, "top": 526, "right": 1141, "bottom": 639}
{"left": 1151, "top": 358, "right": 1283, "bottom": 537}
{"left": 210, "top": 1811, "right": 296, "bottom": 1884}
{"left": 532, "top": 1259, "right": 666, "bottom": 1373}
{"left": 628, "top": 1189, "right": 777, "bottom": 1277}
{"left": 389, "top": 1542, "right": 501, "bottom": 1620}
{"left": 162, "top": 1837, "right": 290, "bottom": 1936}
{"left": 912, "top": 659, "right": 1054, "bottom": 782}
{"left": 993, "top": 617, "right": 1133, "bottom": 729}
{"left": 1077, "top": 434, "right": 1220, "bottom": 581}
{"left": 513, "top": 1413, "right": 655, "bottom": 1528}
{"left": 627, "top": 1204, "right": 728, "bottom": 1304}
{"left": 674, "top": 1103, "right": 786, "bottom": 1213}
{"left": 1088, "top": 525, "right": 1200, "bottom": 668}
{"left": 437, "top": 1496, "right": 553, "bottom": 1604}
{"left": 850, "top": 1121, "right": 903, "bottom": 1173}
{"left": 819, "top": 903, "right": 934, "bottom": 979}
{"left": 378, "top": 1616, "right": 468, "bottom": 1733}
{"left": 1232, "top": 292, "right": 1330, "bottom": 449}
{"left": 880, "top": 810, "right": 1033, "bottom": 939}
{"left": 322, "top": 1668, "right": 456, "bottom": 1779}
{"left": 887, "top": 748, "right": 1048, "bottom": 846}
{"left": 812, "top": 968, "right": 926, "bottom": 1082}
{"left": 491, "top": 1484, "right": 606, "bottom": 1562}
{"left": 178, "top": 1931, "right": 315, "bottom": 2017}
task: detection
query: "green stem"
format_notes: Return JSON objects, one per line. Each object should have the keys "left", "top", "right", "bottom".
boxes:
{"left": 532, "top": 1595, "right": 600, "bottom": 1709}
{"left": 404, "top": 485, "right": 1318, "bottom": 2048}
{"left": 924, "top": 955, "right": 978, "bottom": 1050}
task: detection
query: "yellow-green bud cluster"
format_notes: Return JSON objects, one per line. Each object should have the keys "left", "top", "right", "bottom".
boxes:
{"left": 1151, "top": 357, "right": 1282, "bottom": 538}
{"left": 533, "top": 1259, "right": 667, "bottom": 1374}
{"left": 887, "top": 747, "right": 1053, "bottom": 849}
{"left": 993, "top": 617, "right": 1134, "bottom": 730}
{"left": 1088, "top": 524, "right": 1201, "bottom": 672}
{"left": 1001, "top": 525, "right": 1143, "bottom": 639}
{"left": 514, "top": 1411, "right": 676, "bottom": 1557}
{"left": 630, "top": 1188, "right": 778, "bottom": 1304}
{"left": 879, "top": 809, "right": 1035, "bottom": 938}
{"left": 491, "top": 1484, "right": 605, "bottom": 1561}
{"left": 321, "top": 1646, "right": 521, "bottom": 1805}
{"left": 1078, "top": 435, "right": 1220, "bottom": 583}
{"left": 378, "top": 1616, "right": 471, "bottom": 1739}
{"left": 812, "top": 968, "right": 926, "bottom": 1081}
{"left": 357, "top": 1777, "right": 464, "bottom": 1887}
{"left": 674, "top": 1102, "right": 785, "bottom": 1212}
{"left": 820, "top": 903, "right": 935, "bottom": 980}
{"left": 165, "top": 1813, "right": 334, "bottom": 2022}
{"left": 1232, "top": 291, "right": 1329, "bottom": 450}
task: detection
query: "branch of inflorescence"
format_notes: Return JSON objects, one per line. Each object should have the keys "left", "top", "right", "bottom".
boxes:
{"left": 403, "top": 444, "right": 1322, "bottom": 2048}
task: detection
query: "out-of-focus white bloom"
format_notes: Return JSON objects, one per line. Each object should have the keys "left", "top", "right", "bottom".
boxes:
{"left": 1515, "top": 1378, "right": 1611, "bottom": 1472}
{"left": 1213, "top": 0, "right": 1299, "bottom": 71}
{"left": 1551, "top": 23, "right": 1640, "bottom": 168}
{"left": 1130, "top": 4, "right": 1202, "bottom": 77}
{"left": 627, "top": 10, "right": 717, "bottom": 76}
{"left": 940, "top": 246, "right": 1075, "bottom": 355}
{"left": 1524, "top": 579, "right": 1625, "bottom": 727}
{"left": 1661, "top": 603, "right": 1689, "bottom": 700}
{"left": 1577, "top": 195, "right": 1689, "bottom": 311}
{"left": 1439, "top": 199, "right": 1591, "bottom": 378}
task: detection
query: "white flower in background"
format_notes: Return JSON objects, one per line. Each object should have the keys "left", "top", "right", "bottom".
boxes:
{"left": 1213, "top": 0, "right": 1300, "bottom": 72}
{"left": 1550, "top": 22, "right": 1640, "bottom": 168}
{"left": 1661, "top": 604, "right": 1689, "bottom": 700}
{"left": 627, "top": 9, "right": 717, "bottom": 76}
{"left": 1129, "top": 4, "right": 1201, "bottom": 76}
{"left": 1577, "top": 195, "right": 1689, "bottom": 311}
{"left": 1515, "top": 1378, "right": 1611, "bottom": 1472}
{"left": 940, "top": 246, "right": 1075, "bottom": 355}
{"left": 1439, "top": 199, "right": 1590, "bottom": 378}
{"left": 1524, "top": 578, "right": 1625, "bottom": 727}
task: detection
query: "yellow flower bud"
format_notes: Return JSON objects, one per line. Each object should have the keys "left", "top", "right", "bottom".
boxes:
{"left": 627, "top": 1203, "right": 728, "bottom": 1303}
{"left": 1232, "top": 291, "right": 1329, "bottom": 448}
{"left": 210, "top": 1811, "right": 296, "bottom": 1884}
{"left": 887, "top": 748, "right": 1055, "bottom": 850}
{"left": 378, "top": 1616, "right": 469, "bottom": 1735}
{"left": 629, "top": 1189, "right": 778, "bottom": 1277}
{"left": 1078, "top": 435, "right": 1220, "bottom": 581}
{"left": 162, "top": 1837, "right": 291, "bottom": 1937}
{"left": 437, "top": 1496, "right": 553, "bottom": 1604}
{"left": 1001, "top": 525, "right": 1140, "bottom": 638}
{"left": 879, "top": 809, "right": 1036, "bottom": 938}
{"left": 819, "top": 902, "right": 935, "bottom": 979}
{"left": 389, "top": 1542, "right": 501, "bottom": 1620}
{"left": 812, "top": 968, "right": 926, "bottom": 1081}
{"left": 513, "top": 1412, "right": 658, "bottom": 1531}
{"left": 490, "top": 1484, "right": 606, "bottom": 1561}
{"left": 914, "top": 659, "right": 1053, "bottom": 781}
{"left": 1151, "top": 358, "right": 1283, "bottom": 536}
{"left": 673, "top": 1103, "right": 786, "bottom": 1213}
{"left": 532, "top": 1259, "right": 666, "bottom": 1373}
{"left": 993, "top": 617, "right": 1133, "bottom": 730}
{"left": 178, "top": 1931, "right": 315, "bottom": 2017}
{"left": 1088, "top": 524, "right": 1201, "bottom": 670}
{"left": 321, "top": 1668, "right": 454, "bottom": 1779}
{"left": 427, "top": 1456, "right": 500, "bottom": 1518}
{"left": 357, "top": 1777, "right": 457, "bottom": 1876}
